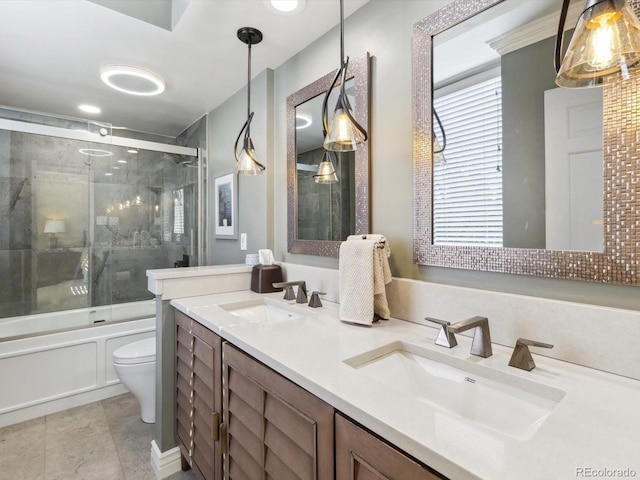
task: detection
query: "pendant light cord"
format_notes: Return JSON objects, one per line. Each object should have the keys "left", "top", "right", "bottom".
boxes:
{"left": 246, "top": 41, "right": 252, "bottom": 139}
{"left": 340, "top": 0, "right": 345, "bottom": 69}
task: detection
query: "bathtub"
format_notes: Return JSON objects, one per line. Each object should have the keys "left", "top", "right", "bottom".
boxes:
{"left": 0, "top": 300, "right": 156, "bottom": 428}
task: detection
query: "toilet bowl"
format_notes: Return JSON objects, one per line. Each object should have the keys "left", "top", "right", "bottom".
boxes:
{"left": 113, "top": 337, "right": 156, "bottom": 423}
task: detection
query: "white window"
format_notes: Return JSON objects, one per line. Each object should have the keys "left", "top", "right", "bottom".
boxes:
{"left": 433, "top": 71, "right": 503, "bottom": 247}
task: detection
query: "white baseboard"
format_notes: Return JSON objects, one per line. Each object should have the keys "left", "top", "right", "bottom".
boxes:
{"left": 151, "top": 440, "right": 182, "bottom": 479}
{"left": 0, "top": 384, "right": 128, "bottom": 428}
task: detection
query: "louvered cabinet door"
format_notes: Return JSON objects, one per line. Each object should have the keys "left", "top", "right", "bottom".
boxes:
{"left": 175, "top": 310, "right": 223, "bottom": 480}
{"left": 335, "top": 414, "right": 447, "bottom": 480}
{"left": 222, "top": 343, "right": 334, "bottom": 480}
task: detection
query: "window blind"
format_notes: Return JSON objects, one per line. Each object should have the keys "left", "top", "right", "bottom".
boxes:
{"left": 433, "top": 74, "right": 503, "bottom": 247}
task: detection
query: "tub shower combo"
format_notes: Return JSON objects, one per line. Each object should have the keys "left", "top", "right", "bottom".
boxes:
{"left": 0, "top": 108, "right": 205, "bottom": 427}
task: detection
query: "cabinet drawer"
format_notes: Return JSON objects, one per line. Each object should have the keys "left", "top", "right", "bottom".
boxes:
{"left": 335, "top": 414, "right": 447, "bottom": 480}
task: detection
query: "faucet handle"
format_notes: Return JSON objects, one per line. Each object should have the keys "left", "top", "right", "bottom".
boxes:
{"left": 273, "top": 282, "right": 296, "bottom": 300}
{"left": 425, "top": 317, "right": 458, "bottom": 348}
{"left": 308, "top": 291, "right": 326, "bottom": 308}
{"left": 508, "top": 338, "right": 554, "bottom": 371}
{"left": 296, "top": 282, "right": 308, "bottom": 304}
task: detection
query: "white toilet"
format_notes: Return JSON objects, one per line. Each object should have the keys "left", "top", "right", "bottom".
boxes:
{"left": 113, "top": 337, "right": 156, "bottom": 423}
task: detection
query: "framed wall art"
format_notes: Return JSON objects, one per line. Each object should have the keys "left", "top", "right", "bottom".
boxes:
{"left": 213, "top": 171, "right": 238, "bottom": 239}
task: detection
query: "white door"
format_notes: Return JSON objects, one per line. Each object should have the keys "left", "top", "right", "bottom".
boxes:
{"left": 544, "top": 86, "right": 603, "bottom": 251}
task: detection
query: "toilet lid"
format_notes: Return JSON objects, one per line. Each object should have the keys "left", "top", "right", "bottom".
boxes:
{"left": 113, "top": 337, "right": 156, "bottom": 364}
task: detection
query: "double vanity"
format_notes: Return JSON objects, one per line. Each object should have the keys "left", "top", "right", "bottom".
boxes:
{"left": 162, "top": 277, "right": 640, "bottom": 480}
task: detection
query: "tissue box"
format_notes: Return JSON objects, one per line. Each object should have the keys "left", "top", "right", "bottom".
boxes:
{"left": 250, "top": 265, "right": 283, "bottom": 293}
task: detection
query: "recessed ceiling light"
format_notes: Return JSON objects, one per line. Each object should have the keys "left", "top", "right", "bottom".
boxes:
{"left": 263, "top": 0, "right": 306, "bottom": 15}
{"left": 127, "top": 149, "right": 138, "bottom": 154}
{"left": 79, "top": 104, "right": 101, "bottom": 114}
{"left": 104, "top": 172, "right": 113, "bottom": 176}
{"left": 100, "top": 65, "right": 166, "bottom": 96}
{"left": 78, "top": 148, "right": 113, "bottom": 157}
{"left": 296, "top": 113, "right": 312, "bottom": 129}
{"left": 117, "top": 159, "right": 128, "bottom": 164}
{"left": 112, "top": 166, "right": 120, "bottom": 170}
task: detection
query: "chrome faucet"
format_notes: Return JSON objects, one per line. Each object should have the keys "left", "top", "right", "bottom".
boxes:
{"left": 427, "top": 315, "right": 493, "bottom": 358}
{"left": 508, "top": 338, "right": 553, "bottom": 371}
{"left": 272, "top": 281, "right": 307, "bottom": 303}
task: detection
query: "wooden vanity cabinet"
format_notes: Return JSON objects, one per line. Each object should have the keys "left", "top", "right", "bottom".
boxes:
{"left": 175, "top": 310, "right": 223, "bottom": 480}
{"left": 335, "top": 414, "right": 447, "bottom": 480}
{"left": 222, "top": 343, "right": 334, "bottom": 480}
{"left": 174, "top": 309, "right": 447, "bottom": 480}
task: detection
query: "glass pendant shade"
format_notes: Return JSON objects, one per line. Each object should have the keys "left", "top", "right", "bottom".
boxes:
{"left": 556, "top": 0, "right": 640, "bottom": 87}
{"left": 433, "top": 138, "right": 447, "bottom": 165}
{"left": 313, "top": 153, "right": 338, "bottom": 184}
{"left": 235, "top": 137, "right": 264, "bottom": 175}
{"left": 324, "top": 105, "right": 366, "bottom": 152}
{"left": 433, "top": 108, "right": 447, "bottom": 165}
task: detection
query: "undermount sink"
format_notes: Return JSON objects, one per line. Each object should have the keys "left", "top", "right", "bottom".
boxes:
{"left": 344, "top": 341, "right": 565, "bottom": 440}
{"left": 219, "top": 298, "right": 310, "bottom": 325}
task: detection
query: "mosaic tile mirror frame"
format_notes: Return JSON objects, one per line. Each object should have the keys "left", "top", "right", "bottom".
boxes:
{"left": 413, "top": 0, "right": 640, "bottom": 285}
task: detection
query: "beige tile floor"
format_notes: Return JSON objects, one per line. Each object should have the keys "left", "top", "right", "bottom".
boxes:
{"left": 0, "top": 394, "right": 196, "bottom": 480}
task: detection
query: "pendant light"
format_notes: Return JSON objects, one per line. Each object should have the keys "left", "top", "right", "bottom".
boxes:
{"left": 313, "top": 151, "right": 339, "bottom": 184}
{"left": 321, "top": 0, "right": 368, "bottom": 152}
{"left": 235, "top": 27, "right": 266, "bottom": 175}
{"left": 555, "top": 0, "right": 640, "bottom": 88}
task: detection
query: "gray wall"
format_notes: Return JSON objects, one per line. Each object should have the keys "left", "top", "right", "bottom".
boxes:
{"left": 211, "top": 0, "right": 639, "bottom": 311}
{"left": 207, "top": 69, "right": 274, "bottom": 265}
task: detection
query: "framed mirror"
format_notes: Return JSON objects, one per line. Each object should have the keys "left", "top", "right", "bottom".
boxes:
{"left": 413, "top": 0, "right": 640, "bottom": 284}
{"left": 287, "top": 53, "right": 370, "bottom": 257}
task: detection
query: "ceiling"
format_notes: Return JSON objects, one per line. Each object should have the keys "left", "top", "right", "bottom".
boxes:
{"left": 0, "top": 0, "right": 369, "bottom": 138}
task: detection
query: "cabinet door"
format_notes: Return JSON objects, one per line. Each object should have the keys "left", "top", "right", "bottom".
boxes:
{"left": 222, "top": 343, "right": 334, "bottom": 480}
{"left": 335, "top": 414, "right": 447, "bottom": 480}
{"left": 176, "top": 310, "right": 223, "bottom": 480}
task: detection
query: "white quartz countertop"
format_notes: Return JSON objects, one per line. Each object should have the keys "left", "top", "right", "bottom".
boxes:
{"left": 171, "top": 290, "right": 640, "bottom": 480}
{"left": 147, "top": 264, "right": 252, "bottom": 280}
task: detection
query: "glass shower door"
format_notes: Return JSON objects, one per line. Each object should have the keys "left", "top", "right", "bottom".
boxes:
{"left": 0, "top": 110, "right": 201, "bottom": 338}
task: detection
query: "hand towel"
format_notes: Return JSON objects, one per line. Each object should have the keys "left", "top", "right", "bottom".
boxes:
{"left": 339, "top": 235, "right": 392, "bottom": 325}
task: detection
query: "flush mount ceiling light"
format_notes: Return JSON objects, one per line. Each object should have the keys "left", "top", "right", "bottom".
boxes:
{"left": 555, "top": 0, "right": 640, "bottom": 87}
{"left": 78, "top": 148, "right": 113, "bottom": 157}
{"left": 296, "top": 113, "right": 312, "bottom": 129}
{"left": 100, "top": 65, "right": 166, "bottom": 96}
{"left": 127, "top": 149, "right": 138, "bottom": 154}
{"left": 234, "top": 27, "right": 266, "bottom": 175}
{"left": 117, "top": 159, "right": 128, "bottom": 164}
{"left": 322, "top": 0, "right": 368, "bottom": 152}
{"left": 78, "top": 104, "right": 101, "bottom": 114}
{"left": 263, "top": 0, "right": 306, "bottom": 15}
